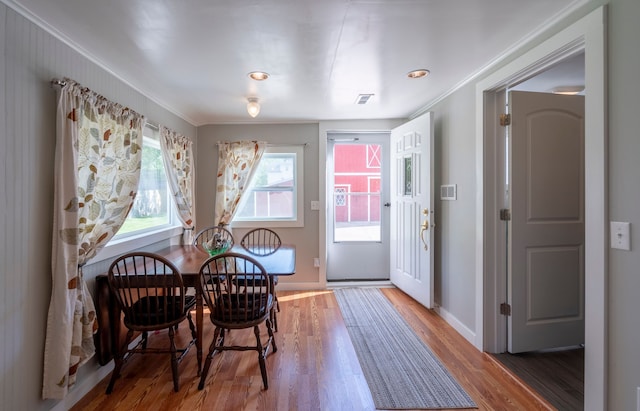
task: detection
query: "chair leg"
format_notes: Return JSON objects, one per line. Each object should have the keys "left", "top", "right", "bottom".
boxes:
{"left": 187, "top": 312, "right": 197, "bottom": 341}
{"left": 198, "top": 327, "right": 222, "bottom": 390}
{"left": 168, "top": 326, "right": 180, "bottom": 392}
{"left": 254, "top": 325, "right": 268, "bottom": 390}
{"left": 106, "top": 355, "right": 124, "bottom": 395}
{"left": 106, "top": 329, "right": 134, "bottom": 394}
{"left": 266, "top": 318, "right": 277, "bottom": 353}
{"left": 271, "top": 306, "right": 278, "bottom": 332}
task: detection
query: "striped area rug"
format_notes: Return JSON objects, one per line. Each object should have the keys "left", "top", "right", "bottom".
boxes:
{"left": 334, "top": 288, "right": 477, "bottom": 409}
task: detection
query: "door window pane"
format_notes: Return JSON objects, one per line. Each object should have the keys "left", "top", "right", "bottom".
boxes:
{"left": 333, "top": 144, "right": 382, "bottom": 242}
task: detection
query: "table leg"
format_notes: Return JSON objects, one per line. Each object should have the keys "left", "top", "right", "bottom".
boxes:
{"left": 196, "top": 283, "right": 203, "bottom": 376}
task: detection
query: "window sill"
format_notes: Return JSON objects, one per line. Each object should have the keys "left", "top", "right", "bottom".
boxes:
{"left": 89, "top": 225, "right": 184, "bottom": 265}
{"left": 231, "top": 219, "right": 303, "bottom": 228}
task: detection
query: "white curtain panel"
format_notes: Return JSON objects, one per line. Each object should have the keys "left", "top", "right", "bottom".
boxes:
{"left": 214, "top": 141, "right": 266, "bottom": 226}
{"left": 43, "top": 78, "right": 144, "bottom": 399}
{"left": 160, "top": 125, "right": 195, "bottom": 244}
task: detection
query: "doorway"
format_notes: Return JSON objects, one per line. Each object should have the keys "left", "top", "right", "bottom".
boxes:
{"left": 326, "top": 132, "right": 390, "bottom": 281}
{"left": 477, "top": 7, "right": 607, "bottom": 409}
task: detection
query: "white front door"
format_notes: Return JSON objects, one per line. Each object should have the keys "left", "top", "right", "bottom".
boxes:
{"left": 326, "top": 133, "right": 390, "bottom": 281}
{"left": 508, "top": 91, "right": 585, "bottom": 353}
{"left": 390, "top": 112, "right": 435, "bottom": 308}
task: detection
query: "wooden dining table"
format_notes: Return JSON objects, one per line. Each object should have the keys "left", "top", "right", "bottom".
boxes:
{"left": 94, "top": 244, "right": 296, "bottom": 373}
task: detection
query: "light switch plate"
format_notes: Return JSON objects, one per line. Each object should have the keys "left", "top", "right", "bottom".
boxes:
{"left": 610, "top": 221, "right": 631, "bottom": 250}
{"left": 310, "top": 201, "right": 320, "bottom": 210}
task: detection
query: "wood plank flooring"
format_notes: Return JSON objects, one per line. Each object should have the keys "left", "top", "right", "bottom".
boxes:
{"left": 492, "top": 347, "right": 584, "bottom": 410}
{"left": 72, "top": 289, "right": 555, "bottom": 410}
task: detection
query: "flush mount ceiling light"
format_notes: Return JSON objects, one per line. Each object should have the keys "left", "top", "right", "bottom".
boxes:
{"left": 246, "top": 97, "right": 260, "bottom": 117}
{"left": 248, "top": 71, "right": 269, "bottom": 81}
{"left": 551, "top": 86, "right": 585, "bottom": 95}
{"left": 407, "top": 69, "right": 430, "bottom": 79}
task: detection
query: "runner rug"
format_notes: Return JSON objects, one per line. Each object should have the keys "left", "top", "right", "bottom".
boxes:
{"left": 334, "top": 288, "right": 477, "bottom": 409}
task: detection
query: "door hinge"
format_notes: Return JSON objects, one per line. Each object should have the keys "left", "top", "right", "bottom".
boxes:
{"left": 499, "top": 209, "right": 511, "bottom": 221}
{"left": 500, "top": 303, "right": 511, "bottom": 316}
{"left": 499, "top": 113, "right": 511, "bottom": 126}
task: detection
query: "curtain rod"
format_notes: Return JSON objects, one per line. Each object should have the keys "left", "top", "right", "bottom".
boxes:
{"left": 216, "top": 142, "right": 308, "bottom": 147}
{"left": 51, "top": 78, "right": 66, "bottom": 87}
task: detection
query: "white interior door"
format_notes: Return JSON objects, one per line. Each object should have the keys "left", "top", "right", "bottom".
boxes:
{"left": 508, "top": 91, "right": 585, "bottom": 353}
{"left": 326, "top": 133, "right": 390, "bottom": 280}
{"left": 390, "top": 112, "right": 434, "bottom": 308}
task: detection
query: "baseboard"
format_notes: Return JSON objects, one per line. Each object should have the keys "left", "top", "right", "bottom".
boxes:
{"left": 434, "top": 305, "right": 477, "bottom": 346}
{"left": 327, "top": 280, "right": 394, "bottom": 288}
{"left": 50, "top": 360, "right": 114, "bottom": 411}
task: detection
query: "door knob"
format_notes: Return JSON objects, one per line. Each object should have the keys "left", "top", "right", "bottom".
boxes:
{"left": 384, "top": 202, "right": 391, "bottom": 207}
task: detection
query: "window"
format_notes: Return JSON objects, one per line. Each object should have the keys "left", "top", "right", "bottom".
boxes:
{"left": 233, "top": 145, "right": 304, "bottom": 228}
{"left": 113, "top": 127, "right": 177, "bottom": 239}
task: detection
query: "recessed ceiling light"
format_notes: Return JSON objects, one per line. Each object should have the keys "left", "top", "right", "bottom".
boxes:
{"left": 248, "top": 71, "right": 269, "bottom": 81}
{"left": 407, "top": 69, "right": 430, "bottom": 79}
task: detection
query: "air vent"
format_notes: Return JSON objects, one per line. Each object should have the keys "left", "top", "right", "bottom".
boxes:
{"left": 355, "top": 94, "right": 374, "bottom": 105}
{"left": 440, "top": 184, "right": 457, "bottom": 200}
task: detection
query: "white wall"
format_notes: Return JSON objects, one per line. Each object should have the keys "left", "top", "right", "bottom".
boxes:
{"left": 606, "top": 0, "right": 640, "bottom": 409}
{"left": 430, "top": 84, "right": 478, "bottom": 330}
{"left": 0, "top": 4, "right": 196, "bottom": 410}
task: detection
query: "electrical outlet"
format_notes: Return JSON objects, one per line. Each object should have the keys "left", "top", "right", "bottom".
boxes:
{"left": 313, "top": 258, "right": 320, "bottom": 267}
{"left": 311, "top": 201, "right": 320, "bottom": 210}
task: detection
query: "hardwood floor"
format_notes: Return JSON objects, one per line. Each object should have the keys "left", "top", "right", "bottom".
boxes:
{"left": 492, "top": 347, "right": 584, "bottom": 410}
{"left": 72, "top": 289, "right": 555, "bottom": 410}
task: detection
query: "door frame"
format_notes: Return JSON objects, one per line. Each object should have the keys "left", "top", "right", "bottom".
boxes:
{"left": 326, "top": 132, "right": 391, "bottom": 281}
{"left": 476, "top": 7, "right": 607, "bottom": 410}
{"left": 318, "top": 120, "right": 404, "bottom": 288}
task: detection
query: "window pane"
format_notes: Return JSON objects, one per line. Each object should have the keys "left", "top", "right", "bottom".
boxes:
{"left": 117, "top": 137, "right": 170, "bottom": 236}
{"left": 333, "top": 143, "right": 382, "bottom": 242}
{"left": 236, "top": 153, "right": 297, "bottom": 220}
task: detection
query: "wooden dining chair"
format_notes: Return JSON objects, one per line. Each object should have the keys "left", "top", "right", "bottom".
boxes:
{"left": 198, "top": 252, "right": 277, "bottom": 390}
{"left": 193, "top": 225, "right": 235, "bottom": 252}
{"left": 106, "top": 252, "right": 197, "bottom": 394}
{"left": 240, "top": 228, "right": 282, "bottom": 331}
{"left": 240, "top": 227, "right": 281, "bottom": 255}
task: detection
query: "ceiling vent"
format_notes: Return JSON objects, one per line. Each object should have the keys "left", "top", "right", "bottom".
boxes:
{"left": 355, "top": 94, "right": 374, "bottom": 105}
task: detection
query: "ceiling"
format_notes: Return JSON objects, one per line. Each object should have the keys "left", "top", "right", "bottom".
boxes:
{"left": 9, "top": 0, "right": 585, "bottom": 125}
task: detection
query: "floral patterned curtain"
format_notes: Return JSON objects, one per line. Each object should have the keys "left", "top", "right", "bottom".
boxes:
{"left": 214, "top": 141, "right": 266, "bottom": 226}
{"left": 43, "top": 78, "right": 145, "bottom": 399}
{"left": 160, "top": 126, "right": 195, "bottom": 243}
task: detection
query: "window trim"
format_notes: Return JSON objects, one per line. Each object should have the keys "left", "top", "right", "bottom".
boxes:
{"left": 232, "top": 145, "right": 304, "bottom": 228}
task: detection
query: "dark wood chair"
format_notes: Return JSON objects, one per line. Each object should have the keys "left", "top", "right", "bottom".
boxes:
{"left": 240, "top": 227, "right": 281, "bottom": 256}
{"left": 193, "top": 225, "right": 235, "bottom": 252}
{"left": 106, "top": 252, "right": 197, "bottom": 394}
{"left": 198, "top": 252, "right": 277, "bottom": 390}
{"left": 239, "top": 228, "right": 282, "bottom": 330}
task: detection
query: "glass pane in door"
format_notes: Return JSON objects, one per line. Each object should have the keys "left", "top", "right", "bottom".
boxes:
{"left": 333, "top": 143, "right": 382, "bottom": 242}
